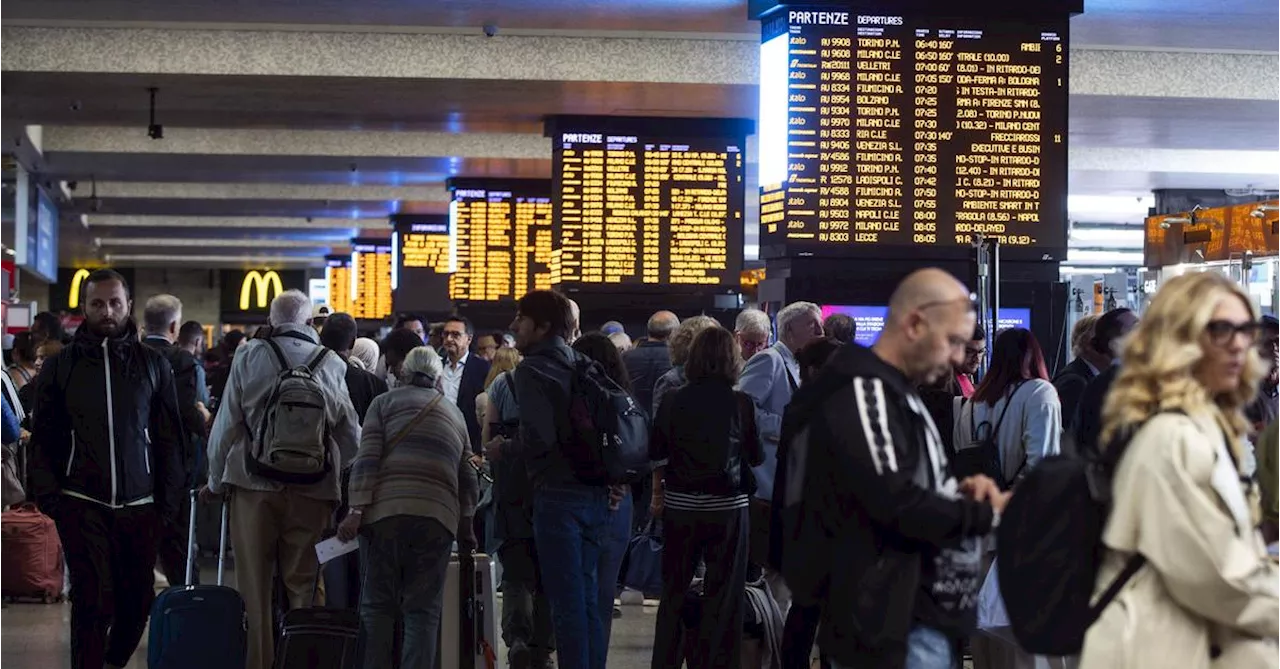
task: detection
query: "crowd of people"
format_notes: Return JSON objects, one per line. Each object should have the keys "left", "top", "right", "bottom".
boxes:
{"left": 1, "top": 265, "right": 1277, "bottom": 669}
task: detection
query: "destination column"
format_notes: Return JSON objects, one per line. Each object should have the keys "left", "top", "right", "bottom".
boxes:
{"left": 641, "top": 144, "right": 667, "bottom": 284}
{"left": 558, "top": 146, "right": 585, "bottom": 282}
{"left": 603, "top": 142, "right": 640, "bottom": 283}
{"left": 853, "top": 18, "right": 907, "bottom": 246}
{"left": 668, "top": 147, "right": 731, "bottom": 286}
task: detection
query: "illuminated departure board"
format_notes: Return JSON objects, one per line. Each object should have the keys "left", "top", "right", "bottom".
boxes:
{"left": 325, "top": 255, "right": 352, "bottom": 314}
{"left": 397, "top": 221, "right": 452, "bottom": 275}
{"left": 757, "top": 8, "right": 1068, "bottom": 259}
{"left": 391, "top": 216, "right": 454, "bottom": 316}
{"left": 448, "top": 179, "right": 554, "bottom": 302}
{"left": 546, "top": 116, "right": 751, "bottom": 290}
{"left": 351, "top": 238, "right": 393, "bottom": 320}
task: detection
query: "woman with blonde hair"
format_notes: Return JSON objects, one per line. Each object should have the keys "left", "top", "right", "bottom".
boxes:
{"left": 650, "top": 315, "right": 720, "bottom": 418}
{"left": 1082, "top": 271, "right": 1278, "bottom": 669}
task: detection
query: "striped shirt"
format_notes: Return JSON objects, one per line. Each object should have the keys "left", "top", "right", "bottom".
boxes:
{"left": 664, "top": 489, "right": 750, "bottom": 512}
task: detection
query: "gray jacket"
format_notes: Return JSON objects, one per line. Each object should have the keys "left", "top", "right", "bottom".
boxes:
{"left": 206, "top": 324, "right": 360, "bottom": 501}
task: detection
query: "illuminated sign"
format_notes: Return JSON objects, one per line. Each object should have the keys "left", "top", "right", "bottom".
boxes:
{"left": 350, "top": 238, "right": 393, "bottom": 320}
{"left": 325, "top": 255, "right": 352, "bottom": 314}
{"left": 390, "top": 216, "right": 454, "bottom": 315}
{"left": 68, "top": 268, "right": 91, "bottom": 309}
{"left": 545, "top": 116, "right": 752, "bottom": 290}
{"left": 239, "top": 270, "right": 284, "bottom": 311}
{"left": 446, "top": 179, "right": 553, "bottom": 302}
{"left": 757, "top": 11, "right": 1068, "bottom": 259}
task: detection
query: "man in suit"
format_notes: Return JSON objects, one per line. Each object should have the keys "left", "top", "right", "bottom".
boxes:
{"left": 440, "top": 316, "right": 491, "bottom": 454}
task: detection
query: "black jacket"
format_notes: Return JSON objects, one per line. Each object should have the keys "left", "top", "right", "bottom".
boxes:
{"left": 623, "top": 341, "right": 672, "bottom": 421}
{"left": 1052, "top": 356, "right": 1097, "bottom": 432}
{"left": 651, "top": 378, "right": 763, "bottom": 496}
{"left": 143, "top": 336, "right": 204, "bottom": 479}
{"left": 29, "top": 321, "right": 187, "bottom": 519}
{"left": 784, "top": 345, "right": 994, "bottom": 667}
{"left": 343, "top": 361, "right": 389, "bottom": 426}
{"left": 510, "top": 337, "right": 600, "bottom": 490}
{"left": 451, "top": 354, "right": 491, "bottom": 454}
{"left": 1072, "top": 364, "right": 1119, "bottom": 459}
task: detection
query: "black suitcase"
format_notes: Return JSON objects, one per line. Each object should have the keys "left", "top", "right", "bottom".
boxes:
{"left": 273, "top": 547, "right": 359, "bottom": 669}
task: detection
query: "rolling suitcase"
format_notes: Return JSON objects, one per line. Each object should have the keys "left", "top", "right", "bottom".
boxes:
{"left": 273, "top": 543, "right": 359, "bottom": 669}
{"left": 148, "top": 490, "right": 247, "bottom": 669}
{"left": 440, "top": 552, "right": 499, "bottom": 669}
{"left": 0, "top": 502, "right": 64, "bottom": 602}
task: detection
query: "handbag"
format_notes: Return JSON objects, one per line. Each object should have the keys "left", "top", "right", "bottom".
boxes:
{"left": 621, "top": 517, "right": 664, "bottom": 596}
{"left": 955, "top": 382, "right": 1028, "bottom": 489}
{"left": 2, "top": 443, "right": 24, "bottom": 507}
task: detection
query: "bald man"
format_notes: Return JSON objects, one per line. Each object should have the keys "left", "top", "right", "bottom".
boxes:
{"left": 622, "top": 310, "right": 680, "bottom": 529}
{"left": 776, "top": 269, "right": 1007, "bottom": 669}
{"left": 567, "top": 299, "right": 581, "bottom": 344}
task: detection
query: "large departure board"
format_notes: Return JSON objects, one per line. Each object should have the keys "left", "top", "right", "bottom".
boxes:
{"left": 351, "top": 238, "right": 393, "bottom": 320}
{"left": 546, "top": 116, "right": 752, "bottom": 290}
{"left": 757, "top": 8, "right": 1068, "bottom": 259}
{"left": 391, "top": 216, "right": 454, "bottom": 316}
{"left": 325, "top": 255, "right": 352, "bottom": 314}
{"left": 447, "top": 179, "right": 554, "bottom": 302}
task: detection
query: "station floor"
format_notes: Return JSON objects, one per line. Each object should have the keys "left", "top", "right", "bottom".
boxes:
{"left": 0, "top": 565, "right": 659, "bottom": 669}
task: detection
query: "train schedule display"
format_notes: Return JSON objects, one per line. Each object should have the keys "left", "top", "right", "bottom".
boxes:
{"left": 546, "top": 116, "right": 752, "bottom": 290}
{"left": 350, "top": 238, "right": 393, "bottom": 320}
{"left": 325, "top": 255, "right": 352, "bottom": 314}
{"left": 447, "top": 179, "right": 554, "bottom": 302}
{"left": 757, "top": 8, "right": 1068, "bottom": 259}
{"left": 391, "top": 215, "right": 454, "bottom": 316}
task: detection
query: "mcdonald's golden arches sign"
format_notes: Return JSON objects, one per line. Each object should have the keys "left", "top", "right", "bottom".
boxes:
{"left": 221, "top": 269, "right": 306, "bottom": 314}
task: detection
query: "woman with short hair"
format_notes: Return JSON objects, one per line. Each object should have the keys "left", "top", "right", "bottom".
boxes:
{"left": 339, "top": 346, "right": 480, "bottom": 669}
{"left": 1082, "top": 271, "right": 1278, "bottom": 669}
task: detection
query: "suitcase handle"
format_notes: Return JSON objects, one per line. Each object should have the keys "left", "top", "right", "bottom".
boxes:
{"left": 186, "top": 489, "right": 231, "bottom": 587}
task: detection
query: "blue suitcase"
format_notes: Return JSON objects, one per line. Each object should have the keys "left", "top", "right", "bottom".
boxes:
{"left": 148, "top": 490, "right": 247, "bottom": 669}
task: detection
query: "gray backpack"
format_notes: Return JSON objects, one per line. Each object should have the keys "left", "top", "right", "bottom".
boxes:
{"left": 245, "top": 338, "right": 333, "bottom": 485}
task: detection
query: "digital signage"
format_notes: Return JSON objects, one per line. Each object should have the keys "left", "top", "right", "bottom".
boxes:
{"left": 325, "top": 255, "right": 352, "bottom": 315}
{"left": 758, "top": 8, "right": 1068, "bottom": 260}
{"left": 219, "top": 269, "right": 307, "bottom": 315}
{"left": 546, "top": 116, "right": 752, "bottom": 290}
{"left": 391, "top": 216, "right": 453, "bottom": 315}
{"left": 447, "top": 179, "right": 554, "bottom": 302}
{"left": 351, "top": 238, "right": 393, "bottom": 320}
{"left": 822, "top": 303, "right": 1032, "bottom": 345}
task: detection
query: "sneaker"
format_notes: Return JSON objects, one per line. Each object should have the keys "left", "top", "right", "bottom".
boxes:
{"left": 508, "top": 640, "right": 531, "bottom": 669}
{"left": 153, "top": 569, "right": 169, "bottom": 589}
{"left": 619, "top": 588, "right": 644, "bottom": 605}
{"left": 612, "top": 605, "right": 622, "bottom": 619}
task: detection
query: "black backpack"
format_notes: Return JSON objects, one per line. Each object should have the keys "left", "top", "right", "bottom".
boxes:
{"left": 556, "top": 356, "right": 650, "bottom": 485}
{"left": 994, "top": 415, "right": 1167, "bottom": 655}
{"left": 953, "top": 381, "right": 1027, "bottom": 489}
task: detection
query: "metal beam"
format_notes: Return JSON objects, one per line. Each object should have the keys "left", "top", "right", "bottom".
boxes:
{"left": 91, "top": 181, "right": 449, "bottom": 201}
{"left": 86, "top": 214, "right": 391, "bottom": 228}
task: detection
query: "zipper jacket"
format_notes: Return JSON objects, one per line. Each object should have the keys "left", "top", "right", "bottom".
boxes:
{"left": 27, "top": 319, "right": 187, "bottom": 518}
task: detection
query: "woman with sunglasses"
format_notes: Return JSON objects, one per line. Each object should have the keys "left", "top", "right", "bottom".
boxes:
{"left": 1082, "top": 271, "right": 1278, "bottom": 669}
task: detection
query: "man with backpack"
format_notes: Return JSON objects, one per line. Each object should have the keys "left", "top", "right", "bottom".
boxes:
{"left": 778, "top": 269, "right": 1008, "bottom": 669}
{"left": 28, "top": 269, "right": 188, "bottom": 669}
{"left": 203, "top": 289, "right": 360, "bottom": 669}
{"left": 500, "top": 290, "right": 611, "bottom": 669}
{"left": 141, "top": 294, "right": 207, "bottom": 587}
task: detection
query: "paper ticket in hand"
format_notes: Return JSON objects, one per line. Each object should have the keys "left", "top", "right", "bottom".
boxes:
{"left": 315, "top": 536, "right": 360, "bottom": 565}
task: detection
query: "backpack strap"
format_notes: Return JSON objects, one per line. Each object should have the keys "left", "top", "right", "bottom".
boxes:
{"left": 1088, "top": 553, "right": 1146, "bottom": 623}
{"left": 263, "top": 337, "right": 292, "bottom": 372}
{"left": 304, "top": 346, "right": 332, "bottom": 373}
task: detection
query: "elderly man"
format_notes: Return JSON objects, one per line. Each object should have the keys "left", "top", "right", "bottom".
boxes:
{"left": 736, "top": 300, "right": 824, "bottom": 612}
{"left": 203, "top": 289, "right": 360, "bottom": 669}
{"left": 735, "top": 308, "right": 772, "bottom": 360}
{"left": 624, "top": 311, "right": 679, "bottom": 421}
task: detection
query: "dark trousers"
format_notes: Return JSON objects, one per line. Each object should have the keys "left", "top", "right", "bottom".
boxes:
{"left": 50, "top": 495, "right": 161, "bottom": 669}
{"left": 357, "top": 515, "right": 453, "bottom": 669}
{"left": 157, "top": 489, "right": 196, "bottom": 586}
{"left": 498, "top": 538, "right": 556, "bottom": 657}
{"left": 782, "top": 603, "right": 829, "bottom": 669}
{"left": 652, "top": 506, "right": 749, "bottom": 669}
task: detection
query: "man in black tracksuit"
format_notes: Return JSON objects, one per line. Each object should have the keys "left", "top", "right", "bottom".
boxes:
{"left": 779, "top": 269, "right": 1007, "bottom": 669}
{"left": 29, "top": 269, "right": 187, "bottom": 669}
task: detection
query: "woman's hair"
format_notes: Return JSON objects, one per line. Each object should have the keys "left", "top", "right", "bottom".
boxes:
{"left": 349, "top": 337, "right": 380, "bottom": 371}
{"left": 1070, "top": 314, "right": 1100, "bottom": 359}
{"left": 10, "top": 332, "right": 36, "bottom": 366}
{"left": 401, "top": 346, "right": 443, "bottom": 386}
{"left": 36, "top": 339, "right": 64, "bottom": 362}
{"left": 1101, "top": 272, "right": 1264, "bottom": 446}
{"left": 972, "top": 328, "right": 1049, "bottom": 405}
{"left": 685, "top": 326, "right": 741, "bottom": 384}
{"left": 668, "top": 315, "right": 720, "bottom": 366}
{"left": 382, "top": 328, "right": 425, "bottom": 373}
{"left": 796, "top": 337, "right": 844, "bottom": 384}
{"left": 572, "top": 332, "right": 632, "bottom": 391}
{"left": 484, "top": 347, "right": 521, "bottom": 389}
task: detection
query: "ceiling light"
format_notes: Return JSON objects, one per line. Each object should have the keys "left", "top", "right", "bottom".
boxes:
{"left": 95, "top": 237, "right": 336, "bottom": 249}
{"left": 104, "top": 254, "right": 321, "bottom": 266}
{"left": 1059, "top": 266, "right": 1119, "bottom": 276}
{"left": 1065, "top": 249, "right": 1143, "bottom": 266}
{"left": 1067, "top": 226, "right": 1143, "bottom": 247}
{"left": 1067, "top": 195, "right": 1154, "bottom": 223}
{"left": 86, "top": 215, "right": 390, "bottom": 229}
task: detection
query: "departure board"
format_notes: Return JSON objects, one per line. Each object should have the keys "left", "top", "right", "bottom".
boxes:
{"left": 391, "top": 216, "right": 454, "bottom": 316}
{"left": 351, "top": 238, "right": 393, "bottom": 320}
{"left": 757, "top": 8, "right": 1068, "bottom": 259}
{"left": 396, "top": 220, "right": 452, "bottom": 275}
{"left": 546, "top": 116, "right": 752, "bottom": 290}
{"left": 447, "top": 179, "right": 554, "bottom": 302}
{"left": 325, "top": 255, "right": 352, "bottom": 314}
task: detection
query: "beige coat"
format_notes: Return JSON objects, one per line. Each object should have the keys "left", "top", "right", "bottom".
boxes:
{"left": 1081, "top": 410, "right": 1279, "bottom": 669}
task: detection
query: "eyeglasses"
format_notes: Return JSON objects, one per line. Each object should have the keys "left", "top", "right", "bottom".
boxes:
{"left": 1205, "top": 320, "right": 1263, "bottom": 346}
{"left": 442, "top": 330, "right": 468, "bottom": 340}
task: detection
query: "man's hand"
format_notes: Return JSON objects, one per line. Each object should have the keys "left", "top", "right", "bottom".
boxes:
{"left": 457, "top": 516, "right": 478, "bottom": 553}
{"left": 336, "top": 510, "right": 362, "bottom": 542}
{"left": 197, "top": 484, "right": 225, "bottom": 504}
{"left": 650, "top": 489, "right": 664, "bottom": 518}
{"left": 196, "top": 402, "right": 212, "bottom": 425}
{"left": 483, "top": 436, "right": 504, "bottom": 462}
{"left": 959, "top": 475, "right": 1001, "bottom": 503}
{"left": 990, "top": 489, "right": 1012, "bottom": 515}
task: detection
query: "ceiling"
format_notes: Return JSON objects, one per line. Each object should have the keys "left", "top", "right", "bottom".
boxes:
{"left": 1, "top": 0, "right": 1276, "bottom": 270}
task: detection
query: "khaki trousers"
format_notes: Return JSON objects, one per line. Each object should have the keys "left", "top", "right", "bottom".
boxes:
{"left": 230, "top": 488, "right": 333, "bottom": 669}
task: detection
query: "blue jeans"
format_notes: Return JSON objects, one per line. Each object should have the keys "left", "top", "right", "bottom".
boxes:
{"left": 533, "top": 486, "right": 610, "bottom": 669}
{"left": 598, "top": 489, "right": 632, "bottom": 650}
{"left": 829, "top": 625, "right": 955, "bottom": 669}
{"left": 357, "top": 515, "right": 453, "bottom": 669}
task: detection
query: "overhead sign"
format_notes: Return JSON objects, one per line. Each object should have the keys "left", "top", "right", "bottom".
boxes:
{"left": 240, "top": 270, "right": 284, "bottom": 311}
{"left": 49, "top": 267, "right": 137, "bottom": 314}
{"left": 68, "top": 268, "right": 91, "bottom": 309}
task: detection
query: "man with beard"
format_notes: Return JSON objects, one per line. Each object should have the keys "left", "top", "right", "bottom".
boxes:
{"left": 28, "top": 269, "right": 187, "bottom": 669}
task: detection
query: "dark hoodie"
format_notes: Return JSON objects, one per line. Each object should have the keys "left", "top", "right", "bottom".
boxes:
{"left": 28, "top": 319, "right": 187, "bottom": 520}
{"left": 778, "top": 344, "right": 993, "bottom": 668}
